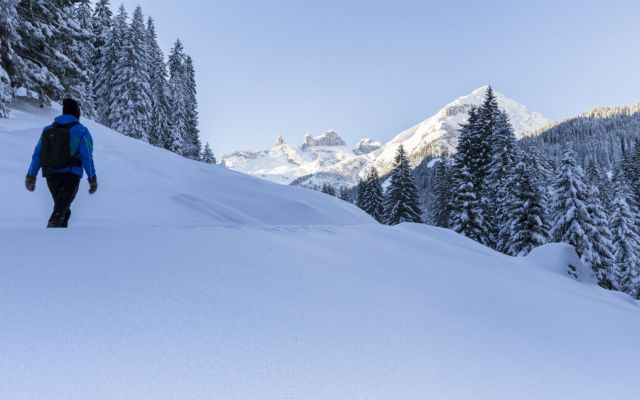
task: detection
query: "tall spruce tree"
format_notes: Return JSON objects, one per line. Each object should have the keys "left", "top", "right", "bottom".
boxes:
{"left": 182, "top": 55, "right": 201, "bottom": 159}
{"left": 361, "top": 167, "right": 384, "bottom": 223}
{"left": 550, "top": 149, "right": 596, "bottom": 267}
{"left": 338, "top": 186, "right": 352, "bottom": 203}
{"left": 321, "top": 183, "right": 336, "bottom": 197}
{"left": 502, "top": 161, "right": 549, "bottom": 256}
{"left": 610, "top": 192, "right": 640, "bottom": 297}
{"left": 201, "top": 142, "right": 216, "bottom": 164}
{"left": 355, "top": 178, "right": 367, "bottom": 210}
{"left": 450, "top": 164, "right": 484, "bottom": 241}
{"left": 383, "top": 146, "right": 423, "bottom": 225}
{"left": 488, "top": 110, "right": 519, "bottom": 249}
{"left": 146, "top": 17, "right": 171, "bottom": 148}
{"left": 103, "top": 4, "right": 129, "bottom": 127}
{"left": 450, "top": 106, "right": 488, "bottom": 243}
{"left": 92, "top": 0, "right": 114, "bottom": 124}
{"left": 67, "top": 0, "right": 96, "bottom": 118}
{"left": 430, "top": 159, "right": 453, "bottom": 228}
{"left": 585, "top": 179, "right": 616, "bottom": 289}
{"left": 12, "top": 0, "right": 85, "bottom": 104}
{"left": 0, "top": 0, "right": 19, "bottom": 117}
{"left": 167, "top": 39, "right": 188, "bottom": 154}
{"left": 110, "top": 5, "right": 152, "bottom": 140}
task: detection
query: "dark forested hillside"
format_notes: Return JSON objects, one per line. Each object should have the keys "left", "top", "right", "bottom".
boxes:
{"left": 522, "top": 104, "right": 640, "bottom": 170}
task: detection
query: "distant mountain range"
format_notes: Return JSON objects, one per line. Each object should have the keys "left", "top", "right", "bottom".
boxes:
{"left": 222, "top": 86, "right": 551, "bottom": 188}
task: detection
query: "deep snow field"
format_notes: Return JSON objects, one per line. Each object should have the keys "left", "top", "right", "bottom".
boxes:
{"left": 1, "top": 99, "right": 639, "bottom": 400}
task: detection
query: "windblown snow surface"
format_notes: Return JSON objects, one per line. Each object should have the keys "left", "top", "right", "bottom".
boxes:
{"left": 1, "top": 99, "right": 639, "bottom": 400}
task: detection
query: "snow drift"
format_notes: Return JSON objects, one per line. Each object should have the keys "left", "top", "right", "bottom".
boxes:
{"left": 1, "top": 99, "right": 639, "bottom": 400}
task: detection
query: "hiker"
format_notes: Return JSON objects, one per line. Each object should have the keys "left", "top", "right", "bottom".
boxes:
{"left": 25, "top": 99, "right": 98, "bottom": 228}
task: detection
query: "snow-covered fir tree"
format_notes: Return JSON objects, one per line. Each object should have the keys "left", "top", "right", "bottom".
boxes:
{"left": 355, "top": 179, "right": 366, "bottom": 210}
{"left": 584, "top": 179, "right": 616, "bottom": 289}
{"left": 12, "top": 0, "right": 85, "bottom": 104}
{"left": 609, "top": 192, "right": 640, "bottom": 297}
{"left": 550, "top": 149, "right": 597, "bottom": 272}
{"left": 201, "top": 142, "right": 216, "bottom": 164}
{"left": 0, "top": 0, "right": 19, "bottom": 117}
{"left": 359, "top": 167, "right": 384, "bottom": 223}
{"left": 102, "top": 4, "right": 129, "bottom": 127}
{"left": 430, "top": 159, "right": 452, "bottom": 228}
{"left": 92, "top": 0, "right": 114, "bottom": 124}
{"left": 449, "top": 106, "right": 488, "bottom": 244}
{"left": 502, "top": 161, "right": 548, "bottom": 256}
{"left": 487, "top": 110, "right": 519, "bottom": 250}
{"left": 66, "top": 0, "right": 96, "bottom": 118}
{"left": 383, "top": 145, "right": 422, "bottom": 225}
{"left": 338, "top": 186, "right": 352, "bottom": 203}
{"left": 321, "top": 183, "right": 336, "bottom": 197}
{"left": 182, "top": 55, "right": 201, "bottom": 159}
{"left": 146, "top": 17, "right": 171, "bottom": 148}
{"left": 109, "top": 5, "right": 152, "bottom": 141}
{"left": 167, "top": 39, "right": 189, "bottom": 154}
{"left": 475, "top": 86, "right": 501, "bottom": 232}
{"left": 450, "top": 163, "right": 484, "bottom": 242}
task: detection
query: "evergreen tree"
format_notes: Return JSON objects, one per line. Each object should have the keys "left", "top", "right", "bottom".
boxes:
{"left": 430, "top": 159, "right": 452, "bottom": 228}
{"left": 102, "top": 4, "right": 129, "bottom": 127}
{"left": 355, "top": 179, "right": 366, "bottom": 210}
{"left": 338, "top": 186, "right": 353, "bottom": 203}
{"left": 66, "top": 0, "right": 96, "bottom": 118}
{"left": 383, "top": 145, "right": 423, "bottom": 225}
{"left": 610, "top": 193, "right": 640, "bottom": 297}
{"left": 146, "top": 17, "right": 171, "bottom": 148}
{"left": 321, "top": 183, "right": 336, "bottom": 196}
{"left": 201, "top": 142, "right": 216, "bottom": 164}
{"left": 450, "top": 163, "right": 484, "bottom": 241}
{"left": 487, "top": 110, "right": 519, "bottom": 249}
{"left": 475, "top": 86, "right": 501, "bottom": 200}
{"left": 110, "top": 5, "right": 152, "bottom": 140}
{"left": 92, "top": 0, "right": 114, "bottom": 124}
{"left": 550, "top": 149, "right": 596, "bottom": 267}
{"left": 584, "top": 179, "right": 616, "bottom": 289}
{"left": 501, "top": 161, "right": 548, "bottom": 256}
{"left": 0, "top": 0, "right": 19, "bottom": 117}
{"left": 167, "top": 39, "right": 188, "bottom": 154}
{"left": 361, "top": 167, "right": 384, "bottom": 223}
{"left": 182, "top": 55, "right": 201, "bottom": 159}
{"left": 12, "top": 0, "right": 85, "bottom": 104}
{"left": 449, "top": 106, "right": 488, "bottom": 243}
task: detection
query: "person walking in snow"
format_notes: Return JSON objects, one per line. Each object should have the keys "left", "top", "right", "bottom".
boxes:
{"left": 25, "top": 99, "right": 98, "bottom": 228}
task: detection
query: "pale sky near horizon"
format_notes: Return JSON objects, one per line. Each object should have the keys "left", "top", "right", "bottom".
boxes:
{"left": 111, "top": 0, "right": 640, "bottom": 155}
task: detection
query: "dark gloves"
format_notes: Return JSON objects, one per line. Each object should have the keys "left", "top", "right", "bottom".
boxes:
{"left": 25, "top": 175, "right": 36, "bottom": 192}
{"left": 88, "top": 176, "right": 98, "bottom": 195}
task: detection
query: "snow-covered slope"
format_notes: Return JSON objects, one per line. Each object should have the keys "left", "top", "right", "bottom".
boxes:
{"left": 222, "top": 86, "right": 550, "bottom": 186}
{"left": 0, "top": 99, "right": 371, "bottom": 228}
{"left": 1, "top": 99, "right": 639, "bottom": 400}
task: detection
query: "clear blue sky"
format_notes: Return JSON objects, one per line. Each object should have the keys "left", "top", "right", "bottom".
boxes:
{"left": 112, "top": 0, "right": 640, "bottom": 155}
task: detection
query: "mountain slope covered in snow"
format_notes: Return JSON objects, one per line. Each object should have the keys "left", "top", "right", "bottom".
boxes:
{"left": 222, "top": 86, "right": 550, "bottom": 187}
{"left": 1, "top": 99, "right": 639, "bottom": 400}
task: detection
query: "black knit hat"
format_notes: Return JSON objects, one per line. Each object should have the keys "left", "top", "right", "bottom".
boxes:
{"left": 62, "top": 98, "right": 81, "bottom": 119}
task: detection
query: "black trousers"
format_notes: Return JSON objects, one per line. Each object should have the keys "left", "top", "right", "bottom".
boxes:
{"left": 46, "top": 173, "right": 81, "bottom": 228}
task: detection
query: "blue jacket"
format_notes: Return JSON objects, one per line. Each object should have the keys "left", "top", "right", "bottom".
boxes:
{"left": 28, "top": 114, "right": 97, "bottom": 179}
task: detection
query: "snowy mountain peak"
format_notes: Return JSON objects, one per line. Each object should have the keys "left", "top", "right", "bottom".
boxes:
{"left": 301, "top": 130, "right": 347, "bottom": 149}
{"left": 353, "top": 138, "right": 383, "bottom": 155}
{"left": 274, "top": 133, "right": 284, "bottom": 147}
{"left": 222, "top": 87, "right": 551, "bottom": 186}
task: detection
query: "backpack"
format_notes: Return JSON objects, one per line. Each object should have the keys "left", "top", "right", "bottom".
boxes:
{"left": 40, "top": 121, "right": 82, "bottom": 176}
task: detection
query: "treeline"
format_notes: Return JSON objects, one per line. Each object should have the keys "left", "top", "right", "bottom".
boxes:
{"left": 0, "top": 0, "right": 215, "bottom": 163}
{"left": 350, "top": 87, "right": 640, "bottom": 299}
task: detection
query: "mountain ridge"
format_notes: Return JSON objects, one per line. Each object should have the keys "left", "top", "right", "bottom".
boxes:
{"left": 222, "top": 86, "right": 551, "bottom": 188}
